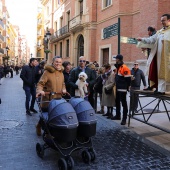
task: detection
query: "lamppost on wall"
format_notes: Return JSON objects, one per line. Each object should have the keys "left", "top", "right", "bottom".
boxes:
{"left": 44, "top": 30, "right": 51, "bottom": 61}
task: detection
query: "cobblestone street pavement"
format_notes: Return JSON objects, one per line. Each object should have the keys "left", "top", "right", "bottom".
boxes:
{"left": 0, "top": 75, "right": 170, "bottom": 170}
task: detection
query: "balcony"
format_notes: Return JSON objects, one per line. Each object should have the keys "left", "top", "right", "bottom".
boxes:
{"left": 37, "top": 44, "right": 41, "bottom": 50}
{"left": 50, "top": 25, "right": 70, "bottom": 42}
{"left": 0, "top": 48, "right": 4, "bottom": 54}
{"left": 0, "top": 20, "right": 4, "bottom": 30}
{"left": 37, "top": 19, "right": 42, "bottom": 28}
{"left": 37, "top": 19, "right": 42, "bottom": 24}
{"left": 49, "top": 34, "right": 56, "bottom": 42}
{"left": 69, "top": 14, "right": 84, "bottom": 32}
{"left": 0, "top": 34, "right": 4, "bottom": 43}
{"left": 58, "top": 25, "right": 69, "bottom": 36}
{"left": 37, "top": 33, "right": 43, "bottom": 39}
{"left": 37, "top": 52, "right": 41, "bottom": 58}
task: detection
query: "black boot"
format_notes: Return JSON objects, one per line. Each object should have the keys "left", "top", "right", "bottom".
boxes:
{"left": 107, "top": 107, "right": 112, "bottom": 119}
{"left": 109, "top": 107, "right": 114, "bottom": 119}
{"left": 102, "top": 107, "right": 110, "bottom": 116}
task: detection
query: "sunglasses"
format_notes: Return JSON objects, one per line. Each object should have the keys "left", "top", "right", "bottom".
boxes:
{"left": 79, "top": 60, "right": 86, "bottom": 63}
{"left": 134, "top": 64, "right": 138, "bottom": 66}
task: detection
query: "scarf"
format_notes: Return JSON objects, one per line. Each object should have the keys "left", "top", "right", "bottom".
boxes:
{"left": 102, "top": 69, "right": 112, "bottom": 85}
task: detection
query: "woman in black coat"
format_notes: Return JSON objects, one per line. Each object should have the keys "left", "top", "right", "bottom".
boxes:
{"left": 93, "top": 67, "right": 104, "bottom": 114}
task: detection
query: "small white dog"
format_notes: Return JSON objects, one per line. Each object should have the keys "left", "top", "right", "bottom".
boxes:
{"left": 75, "top": 72, "right": 88, "bottom": 98}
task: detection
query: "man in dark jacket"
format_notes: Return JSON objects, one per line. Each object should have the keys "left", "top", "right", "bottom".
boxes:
{"left": 93, "top": 67, "right": 104, "bottom": 114}
{"left": 146, "top": 26, "right": 156, "bottom": 89}
{"left": 20, "top": 58, "right": 38, "bottom": 116}
{"left": 112, "top": 54, "right": 131, "bottom": 125}
{"left": 9, "top": 66, "right": 13, "bottom": 78}
{"left": 130, "top": 62, "right": 147, "bottom": 113}
{"left": 35, "top": 60, "right": 46, "bottom": 84}
{"left": 68, "top": 56, "right": 96, "bottom": 107}
{"left": 15, "top": 65, "right": 20, "bottom": 75}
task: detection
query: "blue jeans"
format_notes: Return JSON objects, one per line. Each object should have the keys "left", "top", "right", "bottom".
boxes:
{"left": 23, "top": 85, "right": 36, "bottom": 111}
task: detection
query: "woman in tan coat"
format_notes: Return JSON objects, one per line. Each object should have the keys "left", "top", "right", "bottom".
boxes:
{"left": 36, "top": 56, "right": 66, "bottom": 136}
{"left": 101, "top": 63, "right": 116, "bottom": 119}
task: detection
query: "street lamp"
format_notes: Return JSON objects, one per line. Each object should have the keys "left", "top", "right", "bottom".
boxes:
{"left": 44, "top": 30, "right": 51, "bottom": 61}
{"left": 30, "top": 53, "right": 33, "bottom": 58}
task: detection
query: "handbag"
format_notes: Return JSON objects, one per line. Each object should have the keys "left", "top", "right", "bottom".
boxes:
{"left": 105, "top": 88, "right": 112, "bottom": 95}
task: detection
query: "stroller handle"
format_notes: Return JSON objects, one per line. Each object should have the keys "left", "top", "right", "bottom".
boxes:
{"left": 48, "top": 91, "right": 71, "bottom": 96}
{"left": 36, "top": 91, "right": 71, "bottom": 97}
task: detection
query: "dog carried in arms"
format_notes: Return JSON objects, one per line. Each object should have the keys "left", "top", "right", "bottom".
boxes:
{"left": 75, "top": 72, "right": 88, "bottom": 98}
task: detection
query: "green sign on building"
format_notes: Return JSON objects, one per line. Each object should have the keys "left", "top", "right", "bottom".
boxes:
{"left": 103, "top": 23, "right": 118, "bottom": 39}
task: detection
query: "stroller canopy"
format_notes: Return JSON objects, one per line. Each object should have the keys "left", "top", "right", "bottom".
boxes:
{"left": 48, "top": 98, "right": 78, "bottom": 128}
{"left": 69, "top": 97, "right": 97, "bottom": 124}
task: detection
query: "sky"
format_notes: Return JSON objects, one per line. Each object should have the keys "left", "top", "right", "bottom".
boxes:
{"left": 6, "top": 0, "right": 38, "bottom": 56}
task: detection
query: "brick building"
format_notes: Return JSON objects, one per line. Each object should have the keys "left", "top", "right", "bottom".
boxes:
{"left": 41, "top": 0, "right": 170, "bottom": 67}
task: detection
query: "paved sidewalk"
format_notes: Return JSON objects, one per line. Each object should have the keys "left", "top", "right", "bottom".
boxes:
{"left": 0, "top": 75, "right": 170, "bottom": 170}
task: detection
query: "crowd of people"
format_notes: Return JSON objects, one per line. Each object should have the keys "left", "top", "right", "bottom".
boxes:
{"left": 0, "top": 64, "right": 21, "bottom": 85}
{"left": 18, "top": 52, "right": 148, "bottom": 138}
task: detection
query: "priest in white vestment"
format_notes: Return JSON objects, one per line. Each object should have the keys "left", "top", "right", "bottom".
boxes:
{"left": 137, "top": 14, "right": 170, "bottom": 92}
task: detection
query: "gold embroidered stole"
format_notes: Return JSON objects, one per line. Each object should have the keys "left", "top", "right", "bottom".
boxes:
{"left": 158, "top": 27, "right": 170, "bottom": 82}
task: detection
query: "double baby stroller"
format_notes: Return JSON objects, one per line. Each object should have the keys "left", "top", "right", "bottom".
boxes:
{"left": 36, "top": 96, "right": 97, "bottom": 170}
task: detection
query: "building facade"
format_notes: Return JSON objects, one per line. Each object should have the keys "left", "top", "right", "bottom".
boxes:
{"left": 0, "top": 0, "right": 30, "bottom": 66}
{"left": 7, "top": 22, "right": 17, "bottom": 65}
{"left": 40, "top": 0, "right": 170, "bottom": 67}
{"left": 0, "top": 0, "right": 5, "bottom": 64}
{"left": 36, "top": 4, "right": 45, "bottom": 61}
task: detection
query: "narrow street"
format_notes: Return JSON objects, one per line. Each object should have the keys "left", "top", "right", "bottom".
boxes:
{"left": 0, "top": 74, "right": 170, "bottom": 170}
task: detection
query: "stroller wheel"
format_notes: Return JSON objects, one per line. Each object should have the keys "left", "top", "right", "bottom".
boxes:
{"left": 36, "top": 143, "right": 44, "bottom": 158}
{"left": 88, "top": 148, "right": 96, "bottom": 162}
{"left": 66, "top": 156, "right": 74, "bottom": 170}
{"left": 58, "top": 158, "right": 67, "bottom": 170}
{"left": 81, "top": 150, "right": 91, "bottom": 164}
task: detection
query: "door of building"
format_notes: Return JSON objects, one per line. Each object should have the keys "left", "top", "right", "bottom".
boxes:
{"left": 103, "top": 48, "right": 109, "bottom": 65}
{"left": 77, "top": 35, "right": 84, "bottom": 65}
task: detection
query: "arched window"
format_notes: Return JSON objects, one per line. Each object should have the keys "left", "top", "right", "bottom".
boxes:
{"left": 78, "top": 35, "right": 84, "bottom": 58}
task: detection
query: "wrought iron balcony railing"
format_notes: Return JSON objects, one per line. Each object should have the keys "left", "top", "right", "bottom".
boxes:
{"left": 56, "top": 25, "right": 68, "bottom": 37}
